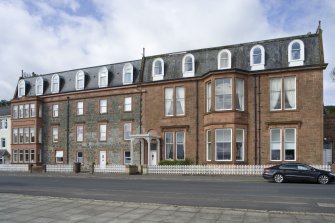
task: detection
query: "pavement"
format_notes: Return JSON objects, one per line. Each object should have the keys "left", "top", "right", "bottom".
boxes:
{"left": 1, "top": 193, "right": 335, "bottom": 223}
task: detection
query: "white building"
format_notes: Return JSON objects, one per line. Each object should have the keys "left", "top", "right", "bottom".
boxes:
{"left": 0, "top": 103, "right": 11, "bottom": 164}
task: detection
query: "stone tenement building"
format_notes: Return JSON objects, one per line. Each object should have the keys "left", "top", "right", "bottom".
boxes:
{"left": 324, "top": 106, "right": 335, "bottom": 164}
{"left": 10, "top": 29, "right": 326, "bottom": 166}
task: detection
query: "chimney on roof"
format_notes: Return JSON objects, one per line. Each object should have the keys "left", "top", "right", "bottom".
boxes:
{"left": 316, "top": 20, "right": 322, "bottom": 34}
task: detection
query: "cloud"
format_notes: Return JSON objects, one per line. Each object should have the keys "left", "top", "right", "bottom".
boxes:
{"left": 0, "top": 0, "right": 334, "bottom": 104}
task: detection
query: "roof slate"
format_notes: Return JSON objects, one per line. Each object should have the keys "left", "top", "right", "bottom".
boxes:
{"left": 0, "top": 105, "right": 10, "bottom": 116}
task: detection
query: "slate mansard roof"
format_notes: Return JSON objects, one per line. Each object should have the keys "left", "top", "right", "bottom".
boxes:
{"left": 14, "top": 33, "right": 324, "bottom": 98}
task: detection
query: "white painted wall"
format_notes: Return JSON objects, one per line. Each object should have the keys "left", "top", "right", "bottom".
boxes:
{"left": 0, "top": 115, "right": 11, "bottom": 163}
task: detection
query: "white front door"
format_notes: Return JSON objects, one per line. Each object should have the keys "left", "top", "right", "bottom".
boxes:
{"left": 100, "top": 151, "right": 106, "bottom": 168}
{"left": 150, "top": 150, "right": 157, "bottom": 165}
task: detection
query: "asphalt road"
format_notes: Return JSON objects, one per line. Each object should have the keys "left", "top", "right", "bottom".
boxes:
{"left": 0, "top": 175, "right": 334, "bottom": 214}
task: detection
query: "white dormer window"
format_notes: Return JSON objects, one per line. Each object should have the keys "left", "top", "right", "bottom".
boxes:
{"left": 288, "top": 39, "right": 304, "bottom": 67}
{"left": 250, "top": 45, "right": 265, "bottom": 70}
{"left": 98, "top": 67, "right": 108, "bottom": 88}
{"left": 218, "top": 49, "right": 232, "bottom": 69}
{"left": 152, "top": 58, "right": 164, "bottom": 81}
{"left": 182, "top": 54, "right": 195, "bottom": 77}
{"left": 51, "top": 74, "right": 60, "bottom": 94}
{"left": 75, "top": 70, "right": 85, "bottom": 90}
{"left": 18, "top": 80, "right": 26, "bottom": 98}
{"left": 35, "top": 77, "right": 44, "bottom": 96}
{"left": 123, "top": 63, "right": 133, "bottom": 85}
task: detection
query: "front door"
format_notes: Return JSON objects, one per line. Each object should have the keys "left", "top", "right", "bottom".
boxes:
{"left": 150, "top": 150, "right": 157, "bottom": 165}
{"left": 100, "top": 151, "right": 106, "bottom": 168}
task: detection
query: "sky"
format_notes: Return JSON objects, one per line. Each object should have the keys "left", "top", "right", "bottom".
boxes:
{"left": 0, "top": 0, "right": 334, "bottom": 104}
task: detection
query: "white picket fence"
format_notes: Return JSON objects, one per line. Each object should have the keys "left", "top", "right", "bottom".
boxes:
{"left": 94, "top": 165, "right": 127, "bottom": 173}
{"left": 147, "top": 164, "right": 332, "bottom": 175}
{"left": 0, "top": 164, "right": 29, "bottom": 172}
{"left": 46, "top": 164, "right": 73, "bottom": 173}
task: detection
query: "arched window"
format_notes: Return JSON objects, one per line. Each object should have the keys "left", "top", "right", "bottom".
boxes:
{"left": 250, "top": 45, "right": 265, "bottom": 70}
{"left": 218, "top": 49, "right": 232, "bottom": 69}
{"left": 182, "top": 54, "right": 195, "bottom": 77}
{"left": 152, "top": 58, "right": 164, "bottom": 81}
{"left": 98, "top": 67, "right": 108, "bottom": 88}
{"left": 75, "top": 70, "right": 85, "bottom": 90}
{"left": 123, "top": 63, "right": 133, "bottom": 85}
{"left": 18, "top": 80, "right": 26, "bottom": 98}
{"left": 51, "top": 74, "right": 60, "bottom": 93}
{"left": 35, "top": 77, "right": 44, "bottom": 96}
{"left": 288, "top": 39, "right": 304, "bottom": 67}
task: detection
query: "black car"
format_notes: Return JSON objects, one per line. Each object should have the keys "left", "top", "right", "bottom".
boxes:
{"left": 263, "top": 163, "right": 335, "bottom": 184}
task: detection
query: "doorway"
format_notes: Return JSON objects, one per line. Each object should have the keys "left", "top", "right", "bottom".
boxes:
{"left": 100, "top": 151, "right": 106, "bottom": 168}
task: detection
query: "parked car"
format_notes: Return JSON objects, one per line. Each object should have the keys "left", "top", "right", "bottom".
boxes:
{"left": 263, "top": 163, "right": 335, "bottom": 184}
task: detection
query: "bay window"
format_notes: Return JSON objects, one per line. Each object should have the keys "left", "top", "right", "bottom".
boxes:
{"left": 206, "top": 130, "right": 211, "bottom": 161}
{"left": 235, "top": 79, "right": 244, "bottom": 111}
{"left": 215, "top": 78, "right": 232, "bottom": 110}
{"left": 206, "top": 82, "right": 211, "bottom": 112}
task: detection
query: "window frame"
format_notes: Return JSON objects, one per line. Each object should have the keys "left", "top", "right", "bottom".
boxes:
{"left": 51, "top": 74, "right": 60, "bottom": 94}
{"left": 164, "top": 132, "right": 174, "bottom": 160}
{"left": 123, "top": 123, "right": 132, "bottom": 141}
{"left": 124, "top": 151, "right": 131, "bottom": 165}
{"left": 206, "top": 130, "right": 211, "bottom": 161}
{"left": 284, "top": 128, "right": 296, "bottom": 161}
{"left": 30, "top": 128, "right": 35, "bottom": 143}
{"left": 124, "top": 97, "right": 132, "bottom": 112}
{"left": 215, "top": 78, "right": 233, "bottom": 111}
{"left": 1, "top": 138, "right": 5, "bottom": 148}
{"left": 100, "top": 99, "right": 107, "bottom": 114}
{"left": 99, "top": 124, "right": 107, "bottom": 142}
{"left": 250, "top": 45, "right": 265, "bottom": 70}
{"left": 30, "top": 104, "right": 36, "bottom": 117}
{"left": 236, "top": 129, "right": 244, "bottom": 161}
{"left": 123, "top": 63, "right": 133, "bottom": 85}
{"left": 152, "top": 58, "right": 164, "bottom": 81}
{"left": 18, "top": 80, "right": 26, "bottom": 98}
{"left": 175, "top": 87, "right": 185, "bottom": 116}
{"left": 270, "top": 128, "right": 282, "bottom": 161}
{"left": 182, "top": 54, "right": 195, "bottom": 77}
{"left": 52, "top": 104, "right": 59, "bottom": 117}
{"left": 164, "top": 87, "right": 174, "bottom": 117}
{"left": 35, "top": 77, "right": 44, "bottom": 96}
{"left": 215, "top": 128, "right": 232, "bottom": 161}
{"left": 98, "top": 66, "right": 108, "bottom": 88}
{"left": 52, "top": 127, "right": 58, "bottom": 143}
{"left": 77, "top": 101, "right": 84, "bottom": 115}
{"left": 13, "top": 105, "right": 18, "bottom": 119}
{"left": 176, "top": 131, "right": 185, "bottom": 160}
{"left": 75, "top": 70, "right": 85, "bottom": 90}
{"left": 55, "top": 150, "right": 64, "bottom": 164}
{"left": 76, "top": 125, "right": 84, "bottom": 142}
{"left": 206, "top": 81, "right": 211, "bottom": 113}
{"left": 288, "top": 39, "right": 304, "bottom": 67}
{"left": 218, "top": 49, "right": 232, "bottom": 69}
{"left": 270, "top": 76, "right": 296, "bottom": 111}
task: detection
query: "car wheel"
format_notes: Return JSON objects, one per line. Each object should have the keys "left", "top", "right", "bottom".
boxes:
{"left": 273, "top": 174, "right": 284, "bottom": 183}
{"left": 317, "top": 175, "right": 329, "bottom": 184}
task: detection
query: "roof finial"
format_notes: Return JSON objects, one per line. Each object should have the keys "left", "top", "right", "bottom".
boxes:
{"left": 316, "top": 20, "right": 322, "bottom": 34}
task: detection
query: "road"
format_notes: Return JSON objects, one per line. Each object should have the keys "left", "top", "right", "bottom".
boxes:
{"left": 0, "top": 175, "right": 334, "bottom": 214}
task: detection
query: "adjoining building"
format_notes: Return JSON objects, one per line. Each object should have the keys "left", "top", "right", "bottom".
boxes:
{"left": 10, "top": 28, "right": 327, "bottom": 166}
{"left": 0, "top": 102, "right": 11, "bottom": 164}
{"left": 324, "top": 106, "right": 335, "bottom": 164}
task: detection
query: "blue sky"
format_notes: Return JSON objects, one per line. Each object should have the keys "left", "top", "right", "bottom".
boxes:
{"left": 0, "top": 0, "right": 334, "bottom": 104}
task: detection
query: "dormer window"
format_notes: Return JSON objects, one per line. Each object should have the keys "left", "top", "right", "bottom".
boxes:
{"left": 218, "top": 49, "right": 232, "bottom": 69}
{"left": 51, "top": 74, "right": 60, "bottom": 94}
{"left": 35, "top": 77, "right": 43, "bottom": 96}
{"left": 18, "top": 80, "right": 26, "bottom": 98}
{"left": 123, "top": 63, "right": 133, "bottom": 85}
{"left": 288, "top": 39, "right": 304, "bottom": 67}
{"left": 250, "top": 45, "right": 265, "bottom": 70}
{"left": 98, "top": 67, "right": 108, "bottom": 88}
{"left": 182, "top": 54, "right": 195, "bottom": 77}
{"left": 75, "top": 70, "right": 85, "bottom": 90}
{"left": 152, "top": 58, "right": 164, "bottom": 81}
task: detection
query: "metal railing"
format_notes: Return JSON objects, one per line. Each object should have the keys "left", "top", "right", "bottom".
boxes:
{"left": 0, "top": 164, "right": 29, "bottom": 172}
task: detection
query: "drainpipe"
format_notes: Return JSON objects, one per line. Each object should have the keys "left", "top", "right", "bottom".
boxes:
{"left": 66, "top": 97, "right": 70, "bottom": 164}
{"left": 196, "top": 80, "right": 199, "bottom": 164}
{"left": 258, "top": 74, "right": 261, "bottom": 165}
{"left": 254, "top": 75, "right": 257, "bottom": 165}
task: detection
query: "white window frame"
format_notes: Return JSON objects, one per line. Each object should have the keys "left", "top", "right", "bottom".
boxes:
{"left": 13, "top": 129, "right": 18, "bottom": 144}
{"left": 99, "top": 124, "right": 107, "bottom": 141}
{"left": 288, "top": 39, "right": 304, "bottom": 67}
{"left": 206, "top": 130, "right": 211, "bottom": 161}
{"left": 235, "top": 78, "right": 244, "bottom": 111}
{"left": 124, "top": 123, "right": 132, "bottom": 141}
{"left": 51, "top": 74, "right": 60, "bottom": 93}
{"left": 77, "top": 152, "right": 83, "bottom": 163}
{"left": 35, "top": 77, "right": 44, "bottom": 96}
{"left": 19, "top": 105, "right": 24, "bottom": 118}
{"left": 215, "top": 78, "right": 232, "bottom": 111}
{"left": 18, "top": 80, "right": 26, "bottom": 98}
{"left": 218, "top": 49, "right": 232, "bottom": 69}
{"left": 55, "top": 151, "right": 63, "bottom": 163}
{"left": 206, "top": 82, "right": 211, "bottom": 113}
{"left": 215, "top": 128, "right": 232, "bottom": 161}
{"left": 270, "top": 128, "right": 282, "bottom": 161}
{"left": 165, "top": 132, "right": 174, "bottom": 160}
{"left": 38, "top": 128, "right": 42, "bottom": 143}
{"left": 77, "top": 101, "right": 83, "bottom": 115}
{"left": 250, "top": 45, "right": 265, "bottom": 70}
{"left": 53, "top": 104, "right": 59, "bottom": 117}
{"left": 124, "top": 151, "right": 131, "bottom": 165}
{"left": 13, "top": 105, "right": 18, "bottom": 119}
{"left": 24, "top": 104, "right": 29, "bottom": 118}
{"left": 100, "top": 99, "right": 107, "bottom": 114}
{"left": 30, "top": 149, "right": 35, "bottom": 163}
{"left": 98, "top": 66, "right": 108, "bottom": 88}
{"left": 24, "top": 128, "right": 29, "bottom": 144}
{"left": 236, "top": 129, "right": 244, "bottom": 161}
{"left": 284, "top": 128, "right": 296, "bottom": 161}
{"left": 52, "top": 127, "right": 58, "bottom": 143}
{"left": 270, "top": 78, "right": 283, "bottom": 111}
{"left": 175, "top": 87, "right": 185, "bottom": 116}
{"left": 182, "top": 54, "right": 195, "bottom": 77}
{"left": 30, "top": 104, "right": 36, "bottom": 117}
{"left": 124, "top": 97, "right": 132, "bottom": 112}
{"left": 164, "top": 88, "right": 174, "bottom": 117}
{"left": 152, "top": 58, "right": 164, "bottom": 81}
{"left": 30, "top": 128, "right": 35, "bottom": 143}
{"left": 176, "top": 131, "right": 185, "bottom": 160}
{"left": 284, "top": 76, "right": 296, "bottom": 110}
{"left": 77, "top": 125, "right": 83, "bottom": 142}
{"left": 123, "top": 63, "right": 133, "bottom": 85}
{"left": 75, "top": 70, "right": 85, "bottom": 90}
